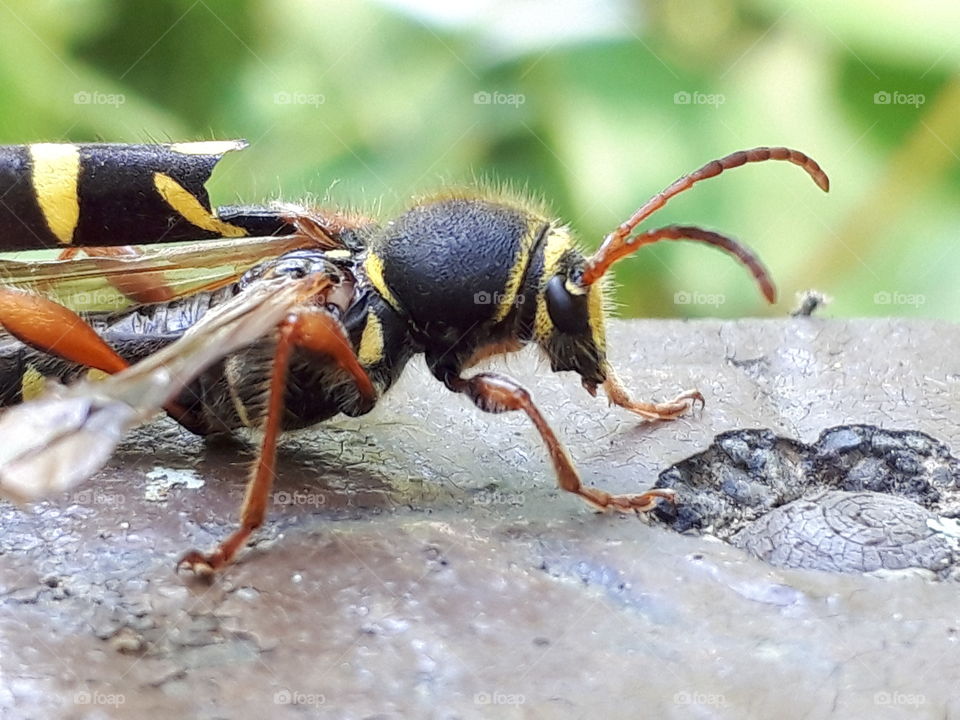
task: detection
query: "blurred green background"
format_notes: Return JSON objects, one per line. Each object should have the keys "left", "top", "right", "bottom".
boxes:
{"left": 0, "top": 0, "right": 956, "bottom": 319}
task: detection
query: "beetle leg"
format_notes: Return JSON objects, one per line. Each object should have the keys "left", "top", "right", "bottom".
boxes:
{"left": 602, "top": 366, "right": 704, "bottom": 421}
{"left": 0, "top": 287, "right": 208, "bottom": 430}
{"left": 177, "top": 308, "right": 375, "bottom": 575}
{"left": 445, "top": 371, "right": 675, "bottom": 512}
{"left": 0, "top": 287, "right": 130, "bottom": 374}
{"left": 287, "top": 308, "right": 376, "bottom": 403}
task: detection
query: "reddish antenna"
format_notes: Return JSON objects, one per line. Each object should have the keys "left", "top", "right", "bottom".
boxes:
{"left": 578, "top": 147, "right": 829, "bottom": 292}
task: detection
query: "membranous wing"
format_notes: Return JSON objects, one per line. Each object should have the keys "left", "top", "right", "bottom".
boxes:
{"left": 0, "top": 267, "right": 338, "bottom": 503}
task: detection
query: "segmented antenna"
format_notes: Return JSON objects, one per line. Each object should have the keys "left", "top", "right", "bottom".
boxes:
{"left": 579, "top": 147, "right": 829, "bottom": 288}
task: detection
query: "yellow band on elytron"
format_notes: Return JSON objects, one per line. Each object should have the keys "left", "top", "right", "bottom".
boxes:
{"left": 29, "top": 144, "right": 81, "bottom": 245}
{"left": 153, "top": 172, "right": 247, "bottom": 237}
{"left": 358, "top": 311, "right": 384, "bottom": 367}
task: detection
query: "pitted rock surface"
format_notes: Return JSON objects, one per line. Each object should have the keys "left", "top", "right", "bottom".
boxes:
{"left": 653, "top": 425, "right": 960, "bottom": 575}
{"left": 4, "top": 318, "right": 960, "bottom": 718}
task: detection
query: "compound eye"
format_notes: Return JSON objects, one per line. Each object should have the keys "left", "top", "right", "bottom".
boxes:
{"left": 545, "top": 274, "right": 590, "bottom": 335}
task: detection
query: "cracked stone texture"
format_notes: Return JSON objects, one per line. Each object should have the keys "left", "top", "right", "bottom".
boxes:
{"left": 1, "top": 317, "right": 959, "bottom": 719}
{"left": 652, "top": 425, "right": 960, "bottom": 575}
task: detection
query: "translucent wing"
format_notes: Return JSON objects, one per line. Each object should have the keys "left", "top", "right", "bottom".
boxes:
{"left": 0, "top": 269, "right": 335, "bottom": 502}
{"left": 0, "top": 233, "right": 319, "bottom": 313}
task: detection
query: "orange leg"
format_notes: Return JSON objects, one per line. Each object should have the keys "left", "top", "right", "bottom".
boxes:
{"left": 177, "top": 308, "right": 375, "bottom": 575}
{"left": 0, "top": 287, "right": 129, "bottom": 374}
{"left": 0, "top": 287, "right": 204, "bottom": 428}
{"left": 446, "top": 371, "right": 675, "bottom": 512}
{"left": 289, "top": 309, "right": 375, "bottom": 402}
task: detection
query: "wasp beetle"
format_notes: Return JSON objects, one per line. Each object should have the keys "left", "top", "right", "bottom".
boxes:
{"left": 0, "top": 140, "right": 829, "bottom": 573}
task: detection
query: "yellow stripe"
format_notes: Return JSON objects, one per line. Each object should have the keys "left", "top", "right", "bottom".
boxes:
{"left": 534, "top": 227, "right": 573, "bottom": 342}
{"left": 358, "top": 311, "right": 384, "bottom": 366}
{"left": 168, "top": 140, "right": 247, "bottom": 155}
{"left": 153, "top": 172, "right": 247, "bottom": 237}
{"left": 586, "top": 281, "right": 606, "bottom": 353}
{"left": 29, "top": 144, "right": 80, "bottom": 245}
{"left": 21, "top": 365, "right": 46, "bottom": 401}
{"left": 363, "top": 252, "right": 401, "bottom": 312}
{"left": 492, "top": 220, "right": 541, "bottom": 324}
{"left": 86, "top": 368, "right": 110, "bottom": 382}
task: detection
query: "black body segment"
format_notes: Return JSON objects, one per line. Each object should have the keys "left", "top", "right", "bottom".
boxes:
{"left": 0, "top": 146, "right": 51, "bottom": 249}
{"left": 365, "top": 196, "right": 547, "bottom": 373}
{"left": 216, "top": 204, "right": 297, "bottom": 238}
{"left": 0, "top": 140, "right": 257, "bottom": 250}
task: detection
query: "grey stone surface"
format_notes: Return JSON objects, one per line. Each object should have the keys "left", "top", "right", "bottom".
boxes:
{"left": 733, "top": 490, "right": 958, "bottom": 573}
{"left": 1, "top": 317, "right": 959, "bottom": 719}
{"left": 652, "top": 424, "right": 960, "bottom": 574}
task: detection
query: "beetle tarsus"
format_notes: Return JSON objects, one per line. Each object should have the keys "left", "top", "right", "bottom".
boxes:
{"left": 580, "top": 486, "right": 676, "bottom": 513}
{"left": 177, "top": 311, "right": 375, "bottom": 574}
{"left": 602, "top": 369, "right": 705, "bottom": 421}
{"left": 445, "top": 370, "right": 668, "bottom": 514}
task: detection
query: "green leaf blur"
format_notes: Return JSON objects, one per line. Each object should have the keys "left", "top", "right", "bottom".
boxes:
{"left": 0, "top": 0, "right": 954, "bottom": 319}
